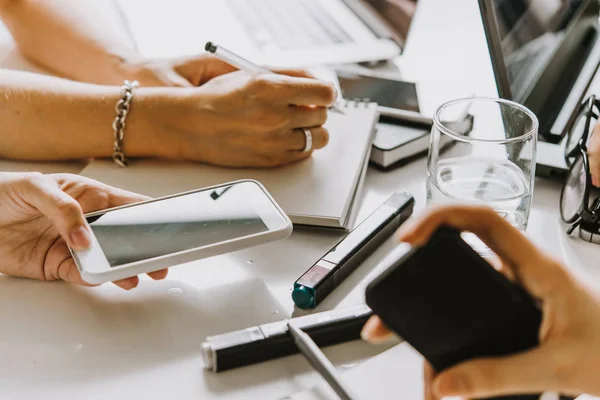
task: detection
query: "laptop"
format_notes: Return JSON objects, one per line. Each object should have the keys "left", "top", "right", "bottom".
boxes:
{"left": 116, "top": 0, "right": 415, "bottom": 68}
{"left": 479, "top": 0, "right": 600, "bottom": 180}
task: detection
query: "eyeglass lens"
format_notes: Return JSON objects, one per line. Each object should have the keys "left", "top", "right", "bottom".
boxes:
{"left": 561, "top": 156, "right": 587, "bottom": 222}
{"left": 565, "top": 102, "right": 595, "bottom": 162}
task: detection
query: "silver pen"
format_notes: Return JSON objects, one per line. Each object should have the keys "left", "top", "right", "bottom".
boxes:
{"left": 287, "top": 322, "right": 357, "bottom": 400}
{"left": 205, "top": 42, "right": 344, "bottom": 114}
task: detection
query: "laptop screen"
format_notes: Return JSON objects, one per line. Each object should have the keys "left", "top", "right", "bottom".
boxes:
{"left": 363, "top": 0, "right": 418, "bottom": 40}
{"left": 490, "top": 0, "right": 585, "bottom": 102}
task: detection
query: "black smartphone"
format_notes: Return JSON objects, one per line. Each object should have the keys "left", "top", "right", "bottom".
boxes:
{"left": 365, "top": 226, "right": 543, "bottom": 400}
{"left": 336, "top": 69, "right": 420, "bottom": 112}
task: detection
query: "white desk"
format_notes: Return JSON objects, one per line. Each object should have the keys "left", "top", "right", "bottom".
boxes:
{"left": 0, "top": 1, "right": 597, "bottom": 399}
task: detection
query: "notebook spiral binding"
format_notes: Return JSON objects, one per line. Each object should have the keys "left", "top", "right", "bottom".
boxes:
{"left": 341, "top": 98, "right": 373, "bottom": 108}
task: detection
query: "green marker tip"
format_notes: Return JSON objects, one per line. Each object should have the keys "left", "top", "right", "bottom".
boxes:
{"left": 292, "top": 285, "right": 315, "bottom": 309}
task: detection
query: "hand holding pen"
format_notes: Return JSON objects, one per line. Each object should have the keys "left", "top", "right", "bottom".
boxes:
{"left": 160, "top": 42, "right": 335, "bottom": 167}
{"left": 205, "top": 42, "right": 344, "bottom": 115}
{"left": 205, "top": 42, "right": 340, "bottom": 155}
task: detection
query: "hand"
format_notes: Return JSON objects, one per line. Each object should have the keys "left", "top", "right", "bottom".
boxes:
{"left": 137, "top": 68, "right": 336, "bottom": 168}
{"left": 0, "top": 172, "right": 168, "bottom": 290}
{"left": 122, "top": 54, "right": 237, "bottom": 87}
{"left": 361, "top": 205, "right": 600, "bottom": 399}
{"left": 589, "top": 122, "right": 600, "bottom": 187}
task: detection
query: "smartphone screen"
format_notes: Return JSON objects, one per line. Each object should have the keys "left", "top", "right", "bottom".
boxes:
{"left": 365, "top": 227, "right": 542, "bottom": 374}
{"left": 86, "top": 183, "right": 271, "bottom": 268}
{"left": 336, "top": 70, "right": 420, "bottom": 112}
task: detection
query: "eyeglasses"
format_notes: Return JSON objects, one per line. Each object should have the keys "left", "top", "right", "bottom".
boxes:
{"left": 560, "top": 95, "right": 600, "bottom": 243}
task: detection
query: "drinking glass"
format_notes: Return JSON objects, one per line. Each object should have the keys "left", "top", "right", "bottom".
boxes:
{"left": 427, "top": 98, "right": 538, "bottom": 252}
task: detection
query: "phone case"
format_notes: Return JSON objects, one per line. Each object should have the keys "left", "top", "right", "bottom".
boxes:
{"left": 365, "top": 226, "right": 544, "bottom": 400}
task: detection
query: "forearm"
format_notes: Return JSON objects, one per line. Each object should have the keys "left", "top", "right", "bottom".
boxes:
{"left": 0, "top": 0, "right": 146, "bottom": 85}
{"left": 0, "top": 70, "right": 166, "bottom": 160}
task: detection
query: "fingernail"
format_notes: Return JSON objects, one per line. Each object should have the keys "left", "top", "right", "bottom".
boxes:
{"left": 69, "top": 226, "right": 91, "bottom": 250}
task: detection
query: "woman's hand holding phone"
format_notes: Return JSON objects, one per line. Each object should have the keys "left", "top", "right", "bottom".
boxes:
{"left": 0, "top": 172, "right": 168, "bottom": 290}
{"left": 362, "top": 205, "right": 600, "bottom": 399}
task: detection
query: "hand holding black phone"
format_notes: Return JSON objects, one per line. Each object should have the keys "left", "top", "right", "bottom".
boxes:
{"left": 366, "top": 226, "right": 554, "bottom": 400}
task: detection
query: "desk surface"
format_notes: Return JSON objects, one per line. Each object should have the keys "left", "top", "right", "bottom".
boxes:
{"left": 0, "top": 1, "right": 598, "bottom": 399}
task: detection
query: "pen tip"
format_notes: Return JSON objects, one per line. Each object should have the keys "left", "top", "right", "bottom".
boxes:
{"left": 205, "top": 42, "right": 217, "bottom": 53}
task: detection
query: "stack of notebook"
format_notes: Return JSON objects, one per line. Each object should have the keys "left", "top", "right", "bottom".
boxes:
{"left": 81, "top": 100, "right": 379, "bottom": 229}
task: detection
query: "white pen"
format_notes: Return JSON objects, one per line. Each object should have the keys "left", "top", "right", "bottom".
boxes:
{"left": 287, "top": 322, "right": 357, "bottom": 400}
{"left": 205, "top": 42, "right": 344, "bottom": 114}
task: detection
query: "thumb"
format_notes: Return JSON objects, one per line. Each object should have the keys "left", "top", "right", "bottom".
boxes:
{"left": 19, "top": 175, "right": 92, "bottom": 251}
{"left": 153, "top": 67, "right": 194, "bottom": 88}
{"left": 174, "top": 55, "right": 237, "bottom": 86}
{"left": 433, "top": 347, "right": 564, "bottom": 398}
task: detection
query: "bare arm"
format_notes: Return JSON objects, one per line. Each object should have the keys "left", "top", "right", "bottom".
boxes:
{"left": 0, "top": 0, "right": 155, "bottom": 85}
{"left": 0, "top": 68, "right": 335, "bottom": 167}
{"left": 0, "top": 69, "right": 163, "bottom": 160}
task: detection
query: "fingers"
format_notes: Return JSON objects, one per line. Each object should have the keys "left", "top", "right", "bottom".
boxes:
{"left": 52, "top": 174, "right": 149, "bottom": 212}
{"left": 132, "top": 54, "right": 238, "bottom": 87}
{"left": 113, "top": 276, "right": 140, "bottom": 291}
{"left": 273, "top": 69, "right": 316, "bottom": 79}
{"left": 275, "top": 149, "right": 312, "bottom": 166}
{"left": 257, "top": 126, "right": 329, "bottom": 165}
{"left": 277, "top": 105, "right": 330, "bottom": 152}
{"left": 288, "top": 106, "right": 328, "bottom": 129}
{"left": 103, "top": 185, "right": 150, "bottom": 209}
{"left": 147, "top": 269, "right": 169, "bottom": 280}
{"left": 153, "top": 67, "right": 194, "bottom": 88}
{"left": 111, "top": 269, "right": 168, "bottom": 290}
{"left": 48, "top": 249, "right": 97, "bottom": 287}
{"left": 172, "top": 57, "right": 316, "bottom": 87}
{"left": 11, "top": 173, "right": 164, "bottom": 291}
{"left": 433, "top": 347, "right": 570, "bottom": 398}
{"left": 396, "top": 205, "right": 567, "bottom": 297}
{"left": 361, "top": 316, "right": 396, "bottom": 344}
{"left": 287, "top": 127, "right": 329, "bottom": 152}
{"left": 16, "top": 174, "right": 91, "bottom": 251}
{"left": 588, "top": 122, "right": 600, "bottom": 187}
{"left": 110, "top": 270, "right": 167, "bottom": 290}
{"left": 176, "top": 54, "right": 238, "bottom": 86}
{"left": 252, "top": 74, "right": 337, "bottom": 107}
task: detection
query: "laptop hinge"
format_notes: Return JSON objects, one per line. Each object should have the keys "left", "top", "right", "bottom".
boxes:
{"left": 341, "top": 0, "right": 400, "bottom": 44}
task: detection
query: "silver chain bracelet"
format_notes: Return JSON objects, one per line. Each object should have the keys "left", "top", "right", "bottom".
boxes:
{"left": 112, "top": 80, "right": 139, "bottom": 167}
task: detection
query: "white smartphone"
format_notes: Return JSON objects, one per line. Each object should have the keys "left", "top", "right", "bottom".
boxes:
{"left": 70, "top": 180, "right": 292, "bottom": 285}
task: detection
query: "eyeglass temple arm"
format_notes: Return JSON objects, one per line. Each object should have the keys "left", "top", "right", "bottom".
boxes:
{"left": 567, "top": 219, "right": 581, "bottom": 235}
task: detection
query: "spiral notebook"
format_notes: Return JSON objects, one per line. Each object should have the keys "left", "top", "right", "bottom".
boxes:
{"left": 81, "top": 100, "right": 379, "bottom": 229}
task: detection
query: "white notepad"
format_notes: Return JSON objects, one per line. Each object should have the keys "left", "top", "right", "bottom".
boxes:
{"left": 81, "top": 101, "right": 379, "bottom": 229}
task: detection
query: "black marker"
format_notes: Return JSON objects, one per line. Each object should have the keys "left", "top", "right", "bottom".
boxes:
{"left": 292, "top": 192, "right": 415, "bottom": 310}
{"left": 201, "top": 305, "right": 373, "bottom": 372}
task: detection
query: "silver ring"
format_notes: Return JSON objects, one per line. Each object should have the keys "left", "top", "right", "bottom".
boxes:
{"left": 301, "top": 128, "right": 312, "bottom": 153}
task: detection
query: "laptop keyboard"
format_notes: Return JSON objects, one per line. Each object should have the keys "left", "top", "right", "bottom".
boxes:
{"left": 227, "top": 0, "right": 354, "bottom": 50}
